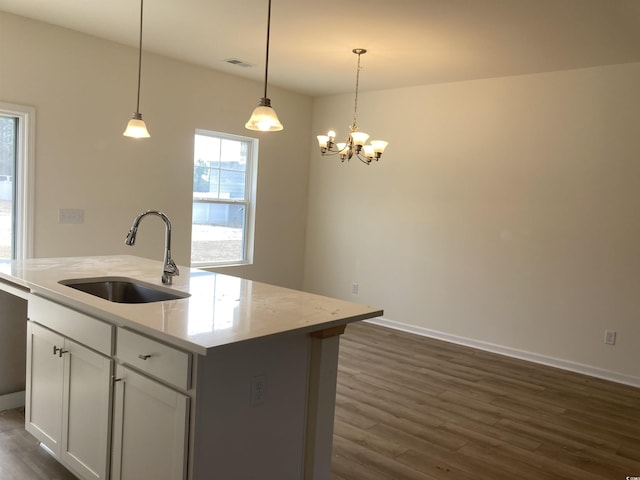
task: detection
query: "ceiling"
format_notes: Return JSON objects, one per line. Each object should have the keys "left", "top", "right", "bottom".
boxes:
{"left": 1, "top": 0, "right": 639, "bottom": 97}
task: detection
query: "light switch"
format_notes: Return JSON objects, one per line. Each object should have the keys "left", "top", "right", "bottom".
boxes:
{"left": 59, "top": 208, "right": 84, "bottom": 224}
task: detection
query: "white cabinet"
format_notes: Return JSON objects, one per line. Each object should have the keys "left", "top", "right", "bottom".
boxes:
{"left": 26, "top": 321, "right": 113, "bottom": 480}
{"left": 25, "top": 296, "right": 191, "bottom": 480}
{"left": 25, "top": 322, "right": 64, "bottom": 453}
{"left": 111, "top": 365, "right": 189, "bottom": 480}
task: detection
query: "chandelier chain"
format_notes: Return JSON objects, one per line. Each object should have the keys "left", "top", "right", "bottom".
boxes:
{"left": 352, "top": 51, "right": 363, "bottom": 130}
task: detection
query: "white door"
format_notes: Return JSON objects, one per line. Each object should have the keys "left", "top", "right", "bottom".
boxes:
{"left": 61, "top": 338, "right": 113, "bottom": 480}
{"left": 25, "top": 322, "right": 64, "bottom": 454}
{"left": 111, "top": 365, "right": 189, "bottom": 480}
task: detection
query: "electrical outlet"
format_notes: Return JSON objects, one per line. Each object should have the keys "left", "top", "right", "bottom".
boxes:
{"left": 352, "top": 283, "right": 359, "bottom": 295}
{"left": 604, "top": 330, "right": 616, "bottom": 345}
{"left": 250, "top": 375, "right": 266, "bottom": 406}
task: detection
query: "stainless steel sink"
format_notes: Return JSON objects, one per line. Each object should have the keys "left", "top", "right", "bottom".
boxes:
{"left": 59, "top": 277, "right": 190, "bottom": 304}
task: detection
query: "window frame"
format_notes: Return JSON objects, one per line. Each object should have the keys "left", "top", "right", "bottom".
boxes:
{"left": 191, "top": 129, "right": 258, "bottom": 268}
{"left": 0, "top": 102, "right": 35, "bottom": 260}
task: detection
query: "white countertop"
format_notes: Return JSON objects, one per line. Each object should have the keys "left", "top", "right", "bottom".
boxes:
{"left": 0, "top": 255, "right": 383, "bottom": 355}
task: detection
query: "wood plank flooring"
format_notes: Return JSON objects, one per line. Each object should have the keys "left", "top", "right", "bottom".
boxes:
{"left": 1, "top": 321, "right": 639, "bottom": 479}
{"left": 0, "top": 408, "right": 77, "bottom": 479}
{"left": 332, "top": 322, "right": 640, "bottom": 480}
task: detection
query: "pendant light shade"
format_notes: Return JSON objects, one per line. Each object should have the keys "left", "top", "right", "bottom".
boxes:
{"left": 246, "top": 0, "right": 283, "bottom": 132}
{"left": 123, "top": 0, "right": 150, "bottom": 138}
{"left": 123, "top": 113, "right": 150, "bottom": 138}
{"left": 245, "top": 98, "right": 283, "bottom": 132}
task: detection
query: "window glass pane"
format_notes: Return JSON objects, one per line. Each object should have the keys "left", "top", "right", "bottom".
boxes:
{"left": 191, "top": 202, "right": 245, "bottom": 263}
{"left": 220, "top": 138, "right": 248, "bottom": 172}
{"left": 195, "top": 135, "right": 220, "bottom": 168}
{"left": 194, "top": 162, "right": 220, "bottom": 199}
{"left": 219, "top": 169, "right": 245, "bottom": 199}
{"left": 0, "top": 116, "right": 16, "bottom": 260}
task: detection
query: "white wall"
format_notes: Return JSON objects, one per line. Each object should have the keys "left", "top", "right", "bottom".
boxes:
{"left": 305, "top": 63, "right": 640, "bottom": 385}
{"left": 0, "top": 11, "right": 311, "bottom": 289}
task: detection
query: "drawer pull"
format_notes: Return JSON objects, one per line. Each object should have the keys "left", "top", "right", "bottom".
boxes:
{"left": 138, "top": 354, "right": 152, "bottom": 360}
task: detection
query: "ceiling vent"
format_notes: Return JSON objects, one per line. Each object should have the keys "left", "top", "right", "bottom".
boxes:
{"left": 225, "top": 58, "right": 253, "bottom": 68}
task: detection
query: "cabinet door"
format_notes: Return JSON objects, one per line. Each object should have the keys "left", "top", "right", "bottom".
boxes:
{"left": 25, "top": 322, "right": 64, "bottom": 454}
{"left": 111, "top": 365, "right": 189, "bottom": 480}
{"left": 61, "top": 338, "right": 113, "bottom": 480}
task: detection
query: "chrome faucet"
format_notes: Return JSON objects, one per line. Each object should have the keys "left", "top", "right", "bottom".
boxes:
{"left": 125, "top": 210, "right": 179, "bottom": 284}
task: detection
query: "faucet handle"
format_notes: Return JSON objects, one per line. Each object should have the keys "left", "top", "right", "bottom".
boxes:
{"left": 162, "top": 259, "right": 179, "bottom": 284}
{"left": 165, "top": 258, "right": 179, "bottom": 274}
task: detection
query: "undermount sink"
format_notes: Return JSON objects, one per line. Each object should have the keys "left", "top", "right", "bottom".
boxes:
{"left": 59, "top": 277, "right": 190, "bottom": 304}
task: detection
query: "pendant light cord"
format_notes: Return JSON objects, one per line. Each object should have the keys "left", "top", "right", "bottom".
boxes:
{"left": 135, "top": 0, "right": 144, "bottom": 113}
{"left": 263, "top": 0, "right": 272, "bottom": 99}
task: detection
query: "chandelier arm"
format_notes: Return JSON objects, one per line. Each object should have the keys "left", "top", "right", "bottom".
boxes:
{"left": 355, "top": 153, "right": 372, "bottom": 165}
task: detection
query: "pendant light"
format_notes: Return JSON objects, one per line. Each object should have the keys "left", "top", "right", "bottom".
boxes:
{"left": 245, "top": 0, "right": 283, "bottom": 132}
{"left": 123, "top": 0, "right": 150, "bottom": 138}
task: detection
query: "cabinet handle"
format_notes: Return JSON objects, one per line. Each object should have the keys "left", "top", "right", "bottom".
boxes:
{"left": 112, "top": 376, "right": 123, "bottom": 383}
{"left": 52, "top": 346, "right": 68, "bottom": 357}
{"left": 138, "top": 354, "right": 152, "bottom": 360}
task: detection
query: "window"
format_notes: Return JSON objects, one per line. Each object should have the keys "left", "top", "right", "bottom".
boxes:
{"left": 0, "top": 103, "right": 34, "bottom": 260}
{"left": 191, "top": 130, "right": 257, "bottom": 266}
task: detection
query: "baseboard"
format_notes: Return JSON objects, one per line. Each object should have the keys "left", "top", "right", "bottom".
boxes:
{"left": 365, "top": 317, "right": 640, "bottom": 389}
{"left": 0, "top": 390, "right": 25, "bottom": 411}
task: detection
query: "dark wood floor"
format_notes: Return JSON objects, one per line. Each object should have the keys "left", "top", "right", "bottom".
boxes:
{"left": 332, "top": 322, "right": 640, "bottom": 480}
{"left": 1, "top": 322, "right": 639, "bottom": 479}
{"left": 0, "top": 408, "right": 78, "bottom": 479}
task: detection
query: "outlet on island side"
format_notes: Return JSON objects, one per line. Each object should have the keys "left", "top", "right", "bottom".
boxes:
{"left": 250, "top": 375, "right": 266, "bottom": 406}
{"left": 604, "top": 330, "right": 617, "bottom": 345}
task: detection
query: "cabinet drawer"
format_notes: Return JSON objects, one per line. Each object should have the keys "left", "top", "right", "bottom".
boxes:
{"left": 116, "top": 328, "right": 191, "bottom": 390}
{"left": 28, "top": 295, "right": 114, "bottom": 355}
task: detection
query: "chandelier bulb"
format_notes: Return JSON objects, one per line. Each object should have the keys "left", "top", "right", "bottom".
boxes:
{"left": 370, "top": 140, "right": 389, "bottom": 154}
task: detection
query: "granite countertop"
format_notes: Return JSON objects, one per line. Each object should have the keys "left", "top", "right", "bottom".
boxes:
{"left": 0, "top": 255, "right": 383, "bottom": 355}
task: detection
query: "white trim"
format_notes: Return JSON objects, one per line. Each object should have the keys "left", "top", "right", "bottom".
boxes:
{"left": 0, "top": 390, "right": 25, "bottom": 411}
{"left": 366, "top": 316, "right": 640, "bottom": 389}
{"left": 0, "top": 101, "right": 36, "bottom": 259}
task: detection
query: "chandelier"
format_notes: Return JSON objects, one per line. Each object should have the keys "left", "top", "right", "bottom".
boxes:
{"left": 316, "top": 49, "right": 388, "bottom": 164}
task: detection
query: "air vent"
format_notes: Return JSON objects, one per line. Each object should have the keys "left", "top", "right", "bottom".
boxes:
{"left": 224, "top": 58, "right": 253, "bottom": 68}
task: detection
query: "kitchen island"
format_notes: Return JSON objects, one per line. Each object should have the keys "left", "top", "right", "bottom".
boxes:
{"left": 0, "top": 255, "right": 383, "bottom": 480}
